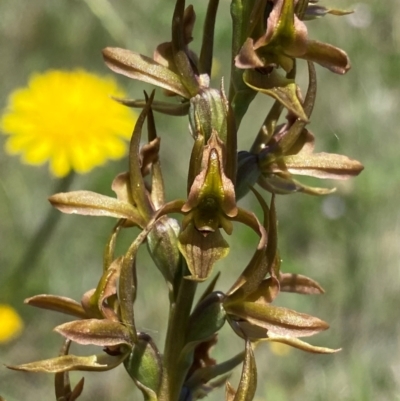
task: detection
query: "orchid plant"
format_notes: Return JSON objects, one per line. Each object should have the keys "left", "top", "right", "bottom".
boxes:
{"left": 7, "top": 1, "right": 363, "bottom": 400}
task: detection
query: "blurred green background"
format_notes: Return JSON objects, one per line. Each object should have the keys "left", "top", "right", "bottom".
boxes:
{"left": 1, "top": 1, "right": 399, "bottom": 400}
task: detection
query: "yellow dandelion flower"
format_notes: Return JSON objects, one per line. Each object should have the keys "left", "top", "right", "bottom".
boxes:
{"left": 1, "top": 70, "right": 137, "bottom": 177}
{"left": 0, "top": 304, "right": 23, "bottom": 343}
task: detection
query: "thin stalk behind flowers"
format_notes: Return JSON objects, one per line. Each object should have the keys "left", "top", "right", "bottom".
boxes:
{"left": 83, "top": 0, "right": 131, "bottom": 47}
{"left": 159, "top": 265, "right": 198, "bottom": 401}
{"left": 6, "top": 173, "right": 76, "bottom": 298}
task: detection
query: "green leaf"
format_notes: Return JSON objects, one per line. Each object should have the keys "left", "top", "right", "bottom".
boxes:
{"left": 48, "top": 191, "right": 145, "bottom": 226}
{"left": 7, "top": 353, "right": 129, "bottom": 373}
{"left": 123, "top": 333, "right": 162, "bottom": 401}
{"left": 55, "top": 319, "right": 132, "bottom": 347}
{"left": 102, "top": 47, "right": 191, "bottom": 98}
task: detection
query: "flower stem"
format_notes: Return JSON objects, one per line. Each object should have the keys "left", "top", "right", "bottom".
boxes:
{"left": 6, "top": 173, "right": 75, "bottom": 298}
{"left": 159, "top": 269, "right": 197, "bottom": 401}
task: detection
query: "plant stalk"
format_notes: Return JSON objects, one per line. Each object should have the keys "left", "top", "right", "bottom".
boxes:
{"left": 159, "top": 270, "right": 197, "bottom": 401}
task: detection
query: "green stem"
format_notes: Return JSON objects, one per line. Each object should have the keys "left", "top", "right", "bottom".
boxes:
{"left": 6, "top": 173, "right": 75, "bottom": 298}
{"left": 82, "top": 0, "right": 131, "bottom": 46}
{"left": 229, "top": 0, "right": 257, "bottom": 128}
{"left": 159, "top": 271, "right": 197, "bottom": 401}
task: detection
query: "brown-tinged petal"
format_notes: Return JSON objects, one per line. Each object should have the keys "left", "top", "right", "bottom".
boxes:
{"left": 171, "top": 0, "right": 200, "bottom": 96}
{"left": 227, "top": 318, "right": 268, "bottom": 340}
{"left": 243, "top": 277, "right": 280, "bottom": 304}
{"left": 266, "top": 334, "right": 341, "bottom": 354}
{"left": 250, "top": 99, "right": 283, "bottom": 155}
{"left": 25, "top": 295, "right": 87, "bottom": 319}
{"left": 243, "top": 69, "right": 308, "bottom": 122}
{"left": 144, "top": 95, "right": 164, "bottom": 208}
{"left": 282, "top": 127, "right": 316, "bottom": 156}
{"left": 54, "top": 319, "right": 132, "bottom": 347}
{"left": 154, "top": 5, "right": 196, "bottom": 70}
{"left": 279, "top": 273, "right": 325, "bottom": 294}
{"left": 258, "top": 0, "right": 307, "bottom": 54}
{"left": 304, "top": 5, "right": 353, "bottom": 20}
{"left": 277, "top": 62, "right": 317, "bottom": 153}
{"left": 140, "top": 138, "right": 160, "bottom": 177}
{"left": 183, "top": 132, "right": 237, "bottom": 235}
{"left": 232, "top": 340, "right": 257, "bottom": 401}
{"left": 224, "top": 192, "right": 275, "bottom": 299}
{"left": 55, "top": 340, "right": 85, "bottom": 401}
{"left": 7, "top": 352, "right": 129, "bottom": 373}
{"left": 82, "top": 257, "right": 122, "bottom": 322}
{"left": 257, "top": 173, "right": 301, "bottom": 194}
{"left": 112, "top": 96, "right": 190, "bottom": 116}
{"left": 103, "top": 220, "right": 124, "bottom": 271}
{"left": 117, "top": 216, "right": 165, "bottom": 343}
{"left": 235, "top": 38, "right": 264, "bottom": 69}
{"left": 226, "top": 381, "right": 236, "bottom": 401}
{"left": 102, "top": 47, "right": 191, "bottom": 98}
{"left": 226, "top": 250, "right": 266, "bottom": 299}
{"left": 81, "top": 289, "right": 103, "bottom": 319}
{"left": 92, "top": 257, "right": 122, "bottom": 321}
{"left": 129, "top": 91, "right": 155, "bottom": 220}
{"left": 227, "top": 192, "right": 277, "bottom": 299}
{"left": 178, "top": 223, "right": 229, "bottom": 281}
{"left": 233, "top": 207, "right": 267, "bottom": 250}
{"left": 49, "top": 191, "right": 145, "bottom": 226}
{"left": 225, "top": 302, "right": 329, "bottom": 337}
{"left": 111, "top": 172, "right": 133, "bottom": 204}
{"left": 55, "top": 374, "right": 84, "bottom": 401}
{"left": 284, "top": 152, "right": 364, "bottom": 179}
{"left": 301, "top": 40, "right": 350, "bottom": 74}
{"left": 258, "top": 173, "right": 335, "bottom": 195}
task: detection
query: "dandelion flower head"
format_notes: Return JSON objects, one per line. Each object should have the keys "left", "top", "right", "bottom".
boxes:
{"left": 1, "top": 70, "right": 137, "bottom": 177}
{"left": 0, "top": 304, "right": 23, "bottom": 343}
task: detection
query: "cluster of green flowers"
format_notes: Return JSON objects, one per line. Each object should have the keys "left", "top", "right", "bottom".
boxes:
{"left": 4, "top": 1, "right": 363, "bottom": 400}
